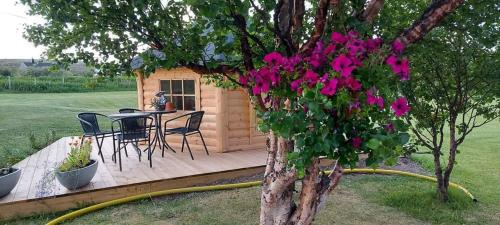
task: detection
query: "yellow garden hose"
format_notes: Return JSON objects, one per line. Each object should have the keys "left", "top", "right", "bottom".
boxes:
{"left": 45, "top": 169, "right": 476, "bottom": 225}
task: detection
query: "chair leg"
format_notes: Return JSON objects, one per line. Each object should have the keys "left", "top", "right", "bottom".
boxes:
{"left": 198, "top": 132, "right": 209, "bottom": 156}
{"left": 124, "top": 143, "right": 129, "bottom": 157}
{"left": 118, "top": 139, "right": 122, "bottom": 171}
{"left": 181, "top": 135, "right": 186, "bottom": 153}
{"left": 96, "top": 136, "right": 105, "bottom": 163}
{"left": 162, "top": 134, "right": 166, "bottom": 158}
{"left": 112, "top": 137, "right": 117, "bottom": 163}
{"left": 148, "top": 138, "right": 152, "bottom": 168}
{"left": 184, "top": 135, "right": 194, "bottom": 160}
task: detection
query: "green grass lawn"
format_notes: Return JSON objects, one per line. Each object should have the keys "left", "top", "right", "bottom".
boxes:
{"left": 0, "top": 91, "right": 137, "bottom": 168}
{"left": 1, "top": 92, "right": 499, "bottom": 225}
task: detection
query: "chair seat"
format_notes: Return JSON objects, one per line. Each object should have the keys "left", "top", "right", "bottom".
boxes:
{"left": 83, "top": 130, "right": 114, "bottom": 136}
{"left": 165, "top": 127, "right": 196, "bottom": 134}
{"left": 117, "top": 131, "right": 148, "bottom": 140}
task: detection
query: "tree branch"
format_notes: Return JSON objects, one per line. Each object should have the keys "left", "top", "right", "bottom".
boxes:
{"left": 358, "top": 0, "right": 385, "bottom": 24}
{"left": 273, "top": 0, "right": 296, "bottom": 55}
{"left": 298, "top": 0, "right": 333, "bottom": 55}
{"left": 397, "top": 0, "right": 465, "bottom": 45}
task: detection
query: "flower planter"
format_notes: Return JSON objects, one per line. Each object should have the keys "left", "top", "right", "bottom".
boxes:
{"left": 0, "top": 168, "right": 21, "bottom": 198}
{"left": 56, "top": 159, "right": 98, "bottom": 190}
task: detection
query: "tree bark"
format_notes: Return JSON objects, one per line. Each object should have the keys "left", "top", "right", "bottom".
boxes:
{"left": 398, "top": 0, "right": 464, "bottom": 45}
{"left": 260, "top": 132, "right": 297, "bottom": 225}
{"left": 260, "top": 132, "right": 343, "bottom": 225}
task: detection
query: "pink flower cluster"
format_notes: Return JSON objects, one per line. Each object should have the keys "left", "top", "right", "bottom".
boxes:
{"left": 385, "top": 40, "right": 410, "bottom": 80}
{"left": 239, "top": 30, "right": 411, "bottom": 123}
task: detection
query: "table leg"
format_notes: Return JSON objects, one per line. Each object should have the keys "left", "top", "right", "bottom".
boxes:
{"left": 157, "top": 114, "right": 176, "bottom": 153}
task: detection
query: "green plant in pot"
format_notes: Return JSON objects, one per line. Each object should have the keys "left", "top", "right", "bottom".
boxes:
{"left": 56, "top": 137, "right": 98, "bottom": 190}
{"left": 0, "top": 164, "right": 22, "bottom": 198}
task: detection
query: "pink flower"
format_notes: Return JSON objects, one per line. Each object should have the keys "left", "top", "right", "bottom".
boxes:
{"left": 320, "top": 78, "right": 338, "bottom": 96}
{"left": 305, "top": 70, "right": 319, "bottom": 87}
{"left": 351, "top": 137, "right": 362, "bottom": 149}
{"left": 347, "top": 30, "right": 359, "bottom": 39}
{"left": 364, "top": 38, "right": 382, "bottom": 52}
{"left": 347, "top": 39, "right": 365, "bottom": 56}
{"left": 366, "top": 89, "right": 384, "bottom": 109}
{"left": 345, "top": 77, "right": 361, "bottom": 91}
{"left": 291, "top": 79, "right": 303, "bottom": 94}
{"left": 366, "top": 90, "right": 377, "bottom": 105}
{"left": 391, "top": 97, "right": 410, "bottom": 117}
{"left": 309, "top": 54, "right": 323, "bottom": 68}
{"left": 283, "top": 55, "right": 301, "bottom": 72}
{"left": 252, "top": 76, "right": 270, "bottom": 95}
{"left": 320, "top": 73, "right": 329, "bottom": 83}
{"left": 386, "top": 55, "right": 410, "bottom": 80}
{"left": 375, "top": 97, "right": 384, "bottom": 109}
{"left": 239, "top": 75, "right": 248, "bottom": 86}
{"left": 391, "top": 39, "right": 405, "bottom": 54}
{"left": 331, "top": 54, "right": 355, "bottom": 77}
{"left": 323, "top": 44, "right": 336, "bottom": 56}
{"left": 264, "top": 52, "right": 284, "bottom": 66}
{"left": 331, "top": 32, "right": 347, "bottom": 44}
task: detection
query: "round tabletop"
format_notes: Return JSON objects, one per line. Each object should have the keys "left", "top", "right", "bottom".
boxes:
{"left": 108, "top": 112, "right": 151, "bottom": 118}
{"left": 142, "top": 109, "right": 177, "bottom": 114}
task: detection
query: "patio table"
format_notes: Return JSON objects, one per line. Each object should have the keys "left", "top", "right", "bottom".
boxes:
{"left": 142, "top": 109, "right": 177, "bottom": 154}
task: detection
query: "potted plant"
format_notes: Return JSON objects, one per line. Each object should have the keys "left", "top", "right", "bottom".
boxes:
{"left": 56, "top": 137, "right": 98, "bottom": 190}
{"left": 151, "top": 91, "right": 167, "bottom": 111}
{"left": 0, "top": 165, "right": 21, "bottom": 198}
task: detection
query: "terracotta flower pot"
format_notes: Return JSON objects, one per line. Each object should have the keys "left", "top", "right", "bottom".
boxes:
{"left": 165, "top": 102, "right": 176, "bottom": 111}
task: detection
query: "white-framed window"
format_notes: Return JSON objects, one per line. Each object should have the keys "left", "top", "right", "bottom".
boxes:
{"left": 160, "top": 79, "right": 196, "bottom": 111}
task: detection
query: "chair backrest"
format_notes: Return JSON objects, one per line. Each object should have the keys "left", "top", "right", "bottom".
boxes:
{"left": 77, "top": 113, "right": 100, "bottom": 135}
{"left": 118, "top": 108, "right": 141, "bottom": 113}
{"left": 119, "top": 116, "right": 152, "bottom": 139}
{"left": 186, "top": 111, "right": 204, "bottom": 132}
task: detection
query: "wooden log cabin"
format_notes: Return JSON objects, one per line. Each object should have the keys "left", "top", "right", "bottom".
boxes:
{"left": 135, "top": 67, "right": 267, "bottom": 153}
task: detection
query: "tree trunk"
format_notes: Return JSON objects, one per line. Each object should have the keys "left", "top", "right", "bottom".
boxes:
{"left": 432, "top": 147, "right": 449, "bottom": 202}
{"left": 260, "top": 132, "right": 343, "bottom": 225}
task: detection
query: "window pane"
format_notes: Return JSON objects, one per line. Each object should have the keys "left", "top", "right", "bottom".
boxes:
{"left": 165, "top": 95, "right": 172, "bottom": 102}
{"left": 172, "top": 96, "right": 183, "bottom": 110}
{"left": 184, "top": 96, "right": 195, "bottom": 111}
{"left": 172, "top": 80, "right": 183, "bottom": 94}
{"left": 160, "top": 80, "right": 170, "bottom": 94}
{"left": 183, "top": 80, "right": 195, "bottom": 94}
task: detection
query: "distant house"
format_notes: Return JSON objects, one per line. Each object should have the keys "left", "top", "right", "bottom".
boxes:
{"left": 18, "top": 59, "right": 55, "bottom": 70}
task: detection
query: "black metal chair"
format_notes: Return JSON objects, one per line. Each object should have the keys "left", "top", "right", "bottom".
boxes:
{"left": 77, "top": 113, "right": 114, "bottom": 163}
{"left": 163, "top": 111, "right": 209, "bottom": 160}
{"left": 111, "top": 115, "right": 154, "bottom": 171}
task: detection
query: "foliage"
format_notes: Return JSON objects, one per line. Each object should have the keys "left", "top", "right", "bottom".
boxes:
{"left": 0, "top": 68, "right": 12, "bottom": 77}
{"left": 21, "top": 0, "right": 207, "bottom": 76}
{"left": 0, "top": 75, "right": 136, "bottom": 93}
{"left": 28, "top": 130, "right": 57, "bottom": 150}
{"left": 238, "top": 31, "right": 411, "bottom": 174}
{"left": 58, "top": 138, "right": 92, "bottom": 172}
{"left": 401, "top": 0, "right": 500, "bottom": 201}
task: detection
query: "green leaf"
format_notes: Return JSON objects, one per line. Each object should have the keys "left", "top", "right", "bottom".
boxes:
{"left": 366, "top": 138, "right": 382, "bottom": 150}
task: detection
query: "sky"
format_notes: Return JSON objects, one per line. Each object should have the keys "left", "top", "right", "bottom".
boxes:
{"left": 0, "top": 0, "right": 45, "bottom": 59}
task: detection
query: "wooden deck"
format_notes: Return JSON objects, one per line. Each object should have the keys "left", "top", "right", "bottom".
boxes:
{"left": 0, "top": 137, "right": 267, "bottom": 220}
